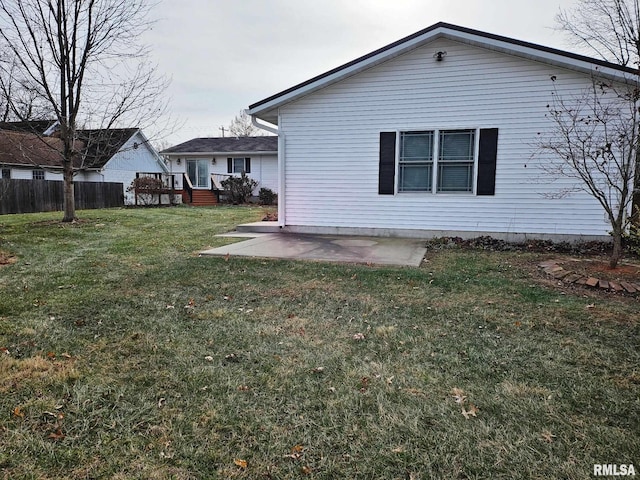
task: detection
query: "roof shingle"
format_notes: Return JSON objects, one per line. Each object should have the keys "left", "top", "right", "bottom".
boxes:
{"left": 161, "top": 136, "right": 277, "bottom": 154}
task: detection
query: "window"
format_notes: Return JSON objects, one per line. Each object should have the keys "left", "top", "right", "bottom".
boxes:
{"left": 227, "top": 157, "right": 251, "bottom": 174}
{"left": 397, "top": 129, "right": 475, "bottom": 194}
{"left": 1, "top": 168, "right": 10, "bottom": 179}
{"left": 378, "top": 129, "right": 498, "bottom": 196}
{"left": 32, "top": 169, "right": 45, "bottom": 180}
{"left": 437, "top": 130, "right": 475, "bottom": 193}
{"left": 399, "top": 131, "right": 433, "bottom": 192}
{"left": 186, "top": 159, "right": 208, "bottom": 188}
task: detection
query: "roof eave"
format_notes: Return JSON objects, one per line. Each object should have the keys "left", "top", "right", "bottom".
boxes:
{"left": 163, "top": 150, "right": 277, "bottom": 156}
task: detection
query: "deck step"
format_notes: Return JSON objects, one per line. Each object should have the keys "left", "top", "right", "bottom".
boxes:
{"left": 187, "top": 190, "right": 218, "bottom": 206}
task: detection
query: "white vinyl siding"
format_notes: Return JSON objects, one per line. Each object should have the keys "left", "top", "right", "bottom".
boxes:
{"left": 277, "top": 37, "right": 613, "bottom": 238}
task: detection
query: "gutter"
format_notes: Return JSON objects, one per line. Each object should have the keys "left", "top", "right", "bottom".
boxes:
{"left": 249, "top": 113, "right": 284, "bottom": 228}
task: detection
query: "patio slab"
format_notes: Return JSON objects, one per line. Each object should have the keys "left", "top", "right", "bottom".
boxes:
{"left": 201, "top": 233, "right": 427, "bottom": 267}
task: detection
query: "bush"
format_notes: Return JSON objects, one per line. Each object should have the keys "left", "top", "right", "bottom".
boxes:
{"left": 623, "top": 223, "right": 640, "bottom": 256}
{"left": 221, "top": 172, "right": 258, "bottom": 204}
{"left": 258, "top": 187, "right": 277, "bottom": 205}
{"left": 127, "top": 177, "right": 166, "bottom": 206}
{"left": 127, "top": 176, "right": 164, "bottom": 192}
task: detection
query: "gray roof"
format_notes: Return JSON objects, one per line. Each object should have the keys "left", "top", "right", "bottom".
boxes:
{"left": 161, "top": 136, "right": 277, "bottom": 154}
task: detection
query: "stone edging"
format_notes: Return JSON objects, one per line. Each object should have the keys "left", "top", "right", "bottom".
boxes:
{"left": 538, "top": 260, "right": 639, "bottom": 295}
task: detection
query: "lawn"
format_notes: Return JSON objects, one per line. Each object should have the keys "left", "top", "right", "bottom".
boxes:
{"left": 0, "top": 207, "right": 638, "bottom": 479}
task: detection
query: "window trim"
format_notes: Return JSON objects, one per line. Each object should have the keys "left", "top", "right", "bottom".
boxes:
{"left": 32, "top": 169, "right": 45, "bottom": 180}
{"left": 394, "top": 127, "right": 480, "bottom": 195}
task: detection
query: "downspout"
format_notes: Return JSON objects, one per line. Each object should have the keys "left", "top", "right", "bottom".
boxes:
{"left": 250, "top": 113, "right": 285, "bottom": 228}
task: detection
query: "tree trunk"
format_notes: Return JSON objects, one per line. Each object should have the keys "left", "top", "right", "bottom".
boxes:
{"left": 632, "top": 137, "right": 640, "bottom": 226}
{"left": 609, "top": 227, "right": 623, "bottom": 269}
{"left": 62, "top": 160, "right": 75, "bottom": 222}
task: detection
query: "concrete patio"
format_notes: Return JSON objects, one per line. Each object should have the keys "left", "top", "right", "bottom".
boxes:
{"left": 201, "top": 225, "right": 427, "bottom": 267}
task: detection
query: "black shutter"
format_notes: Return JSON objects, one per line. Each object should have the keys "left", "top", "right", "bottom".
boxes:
{"left": 477, "top": 128, "right": 498, "bottom": 196}
{"left": 227, "top": 158, "right": 232, "bottom": 174}
{"left": 378, "top": 132, "right": 396, "bottom": 195}
{"left": 245, "top": 157, "right": 251, "bottom": 173}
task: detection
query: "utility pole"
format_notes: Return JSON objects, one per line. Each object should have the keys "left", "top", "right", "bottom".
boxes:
{"left": 219, "top": 126, "right": 226, "bottom": 137}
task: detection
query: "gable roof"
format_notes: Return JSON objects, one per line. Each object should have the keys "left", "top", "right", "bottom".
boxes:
{"left": 0, "top": 127, "right": 140, "bottom": 170}
{"left": 248, "top": 22, "right": 637, "bottom": 125}
{"left": 77, "top": 128, "right": 139, "bottom": 169}
{"left": 161, "top": 136, "right": 278, "bottom": 155}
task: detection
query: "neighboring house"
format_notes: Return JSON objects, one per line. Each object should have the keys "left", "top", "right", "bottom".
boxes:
{"left": 247, "top": 22, "right": 635, "bottom": 241}
{"left": 161, "top": 136, "right": 277, "bottom": 206}
{"left": 0, "top": 122, "right": 168, "bottom": 205}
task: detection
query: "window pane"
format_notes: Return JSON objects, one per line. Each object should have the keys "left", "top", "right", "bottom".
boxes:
{"left": 399, "top": 164, "right": 432, "bottom": 192}
{"left": 233, "top": 158, "right": 245, "bottom": 173}
{"left": 438, "top": 163, "right": 473, "bottom": 192}
{"left": 187, "top": 159, "right": 209, "bottom": 187}
{"left": 197, "top": 159, "right": 208, "bottom": 187}
{"left": 187, "top": 160, "right": 197, "bottom": 185}
{"left": 401, "top": 131, "right": 433, "bottom": 161}
{"left": 399, "top": 131, "right": 434, "bottom": 192}
{"left": 439, "top": 130, "right": 474, "bottom": 162}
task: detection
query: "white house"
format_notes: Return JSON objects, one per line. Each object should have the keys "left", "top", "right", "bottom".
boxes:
{"left": 161, "top": 136, "right": 277, "bottom": 206}
{"left": 247, "top": 22, "right": 635, "bottom": 241}
{"left": 0, "top": 123, "right": 167, "bottom": 205}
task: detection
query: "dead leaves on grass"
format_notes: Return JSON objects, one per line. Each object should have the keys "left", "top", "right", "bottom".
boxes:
{"left": 233, "top": 458, "right": 247, "bottom": 469}
{"left": 451, "top": 387, "right": 480, "bottom": 420}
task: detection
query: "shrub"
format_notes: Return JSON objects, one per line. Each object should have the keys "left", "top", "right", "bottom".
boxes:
{"left": 258, "top": 187, "right": 277, "bottom": 205}
{"left": 221, "top": 172, "right": 258, "bottom": 204}
{"left": 127, "top": 177, "right": 165, "bottom": 206}
{"left": 127, "top": 176, "right": 164, "bottom": 192}
{"left": 623, "top": 223, "right": 640, "bottom": 256}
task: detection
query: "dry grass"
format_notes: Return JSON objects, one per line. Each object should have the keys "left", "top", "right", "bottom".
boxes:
{"left": 0, "top": 207, "right": 638, "bottom": 479}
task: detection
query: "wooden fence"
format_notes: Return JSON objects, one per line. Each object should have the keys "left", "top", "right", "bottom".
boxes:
{"left": 0, "top": 179, "right": 123, "bottom": 215}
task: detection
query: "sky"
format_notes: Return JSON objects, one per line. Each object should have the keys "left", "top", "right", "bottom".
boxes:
{"left": 144, "top": 0, "right": 580, "bottom": 146}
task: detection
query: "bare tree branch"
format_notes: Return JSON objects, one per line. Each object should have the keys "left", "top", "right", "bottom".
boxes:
{"left": 537, "top": 75, "right": 638, "bottom": 266}
{"left": 0, "top": 0, "right": 168, "bottom": 221}
{"left": 228, "top": 110, "right": 263, "bottom": 137}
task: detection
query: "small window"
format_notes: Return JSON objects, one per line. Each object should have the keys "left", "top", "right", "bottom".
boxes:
{"left": 227, "top": 157, "right": 251, "bottom": 174}
{"left": 232, "top": 157, "right": 248, "bottom": 173}
{"left": 32, "top": 169, "right": 45, "bottom": 180}
{"left": 1, "top": 168, "right": 10, "bottom": 179}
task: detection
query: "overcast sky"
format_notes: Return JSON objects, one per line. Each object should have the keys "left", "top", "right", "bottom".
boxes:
{"left": 145, "top": 0, "right": 579, "bottom": 146}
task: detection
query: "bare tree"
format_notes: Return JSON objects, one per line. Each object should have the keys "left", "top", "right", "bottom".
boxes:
{"left": 0, "top": 52, "right": 50, "bottom": 122}
{"left": 556, "top": 0, "right": 640, "bottom": 225}
{"left": 538, "top": 77, "right": 638, "bottom": 267}
{"left": 556, "top": 0, "right": 640, "bottom": 67}
{"left": 0, "top": 0, "right": 168, "bottom": 222}
{"left": 228, "top": 110, "right": 262, "bottom": 137}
